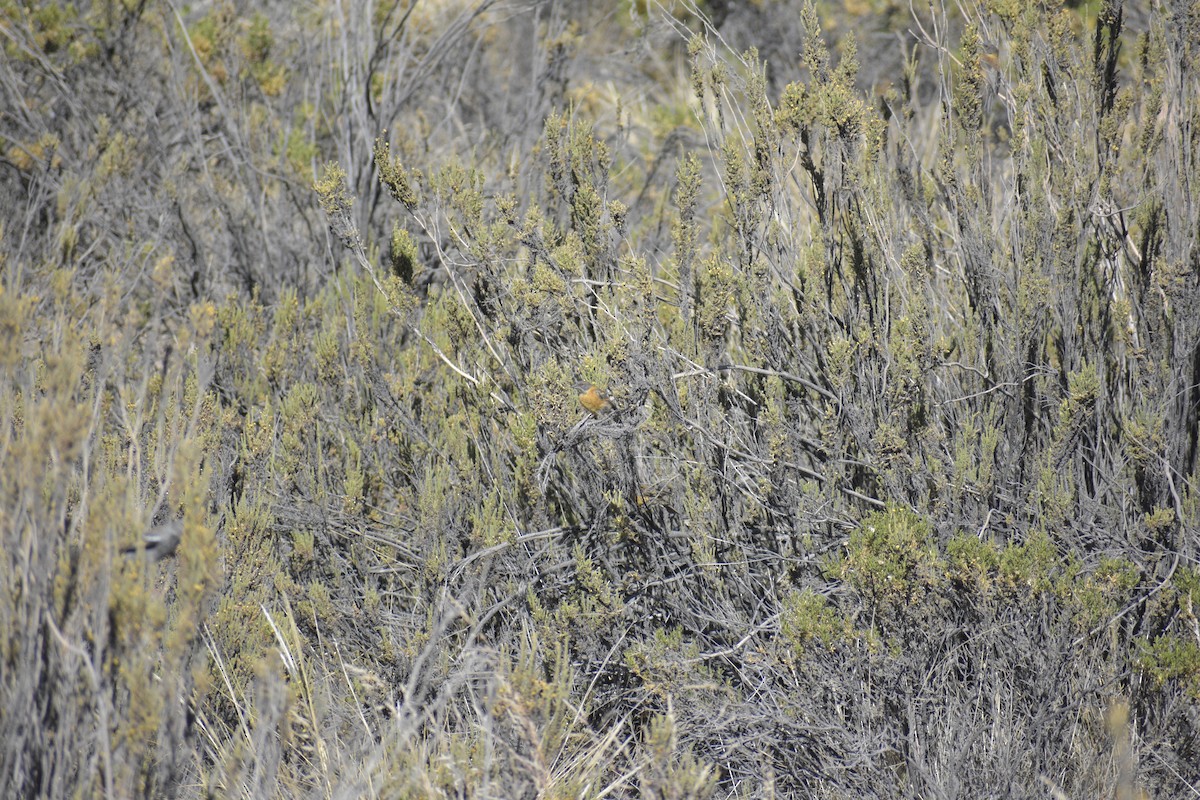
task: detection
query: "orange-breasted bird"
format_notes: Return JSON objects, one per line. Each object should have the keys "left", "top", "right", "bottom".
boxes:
{"left": 574, "top": 381, "right": 618, "bottom": 416}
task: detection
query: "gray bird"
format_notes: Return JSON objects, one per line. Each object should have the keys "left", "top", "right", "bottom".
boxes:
{"left": 122, "top": 518, "right": 184, "bottom": 561}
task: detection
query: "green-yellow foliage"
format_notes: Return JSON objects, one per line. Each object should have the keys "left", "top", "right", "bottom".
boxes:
{"left": 6, "top": 2, "right": 1199, "bottom": 795}
{"left": 388, "top": 224, "right": 421, "bottom": 285}
{"left": 624, "top": 627, "right": 711, "bottom": 700}
{"left": 695, "top": 256, "right": 739, "bottom": 341}
{"left": 638, "top": 712, "right": 718, "bottom": 799}
{"left": 780, "top": 588, "right": 848, "bottom": 651}
{"left": 946, "top": 532, "right": 1001, "bottom": 591}
{"left": 835, "top": 506, "right": 941, "bottom": 604}
{"left": 1137, "top": 635, "right": 1200, "bottom": 697}
{"left": 996, "top": 529, "right": 1059, "bottom": 594}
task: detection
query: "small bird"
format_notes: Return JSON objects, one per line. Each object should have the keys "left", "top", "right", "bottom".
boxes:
{"left": 574, "top": 381, "right": 618, "bottom": 416}
{"left": 122, "top": 518, "right": 184, "bottom": 561}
